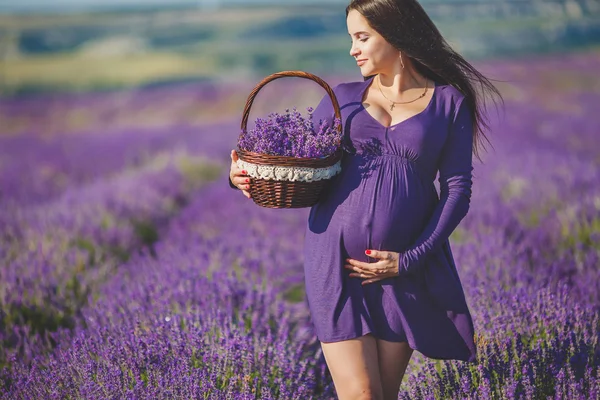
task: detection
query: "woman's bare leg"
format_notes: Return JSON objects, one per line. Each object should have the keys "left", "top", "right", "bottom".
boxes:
{"left": 374, "top": 338, "right": 413, "bottom": 400}
{"left": 320, "top": 333, "right": 384, "bottom": 400}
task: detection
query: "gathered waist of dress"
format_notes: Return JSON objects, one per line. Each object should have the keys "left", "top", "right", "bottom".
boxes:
{"left": 339, "top": 152, "right": 438, "bottom": 188}
{"left": 344, "top": 151, "right": 418, "bottom": 162}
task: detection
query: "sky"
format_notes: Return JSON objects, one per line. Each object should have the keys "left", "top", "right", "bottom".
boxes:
{"left": 0, "top": 0, "right": 346, "bottom": 13}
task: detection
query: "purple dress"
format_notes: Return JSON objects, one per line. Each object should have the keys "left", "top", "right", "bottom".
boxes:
{"left": 303, "top": 76, "right": 477, "bottom": 363}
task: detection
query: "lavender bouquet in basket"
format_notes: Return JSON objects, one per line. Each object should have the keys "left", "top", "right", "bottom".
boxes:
{"left": 236, "top": 106, "right": 343, "bottom": 193}
{"left": 238, "top": 107, "right": 342, "bottom": 158}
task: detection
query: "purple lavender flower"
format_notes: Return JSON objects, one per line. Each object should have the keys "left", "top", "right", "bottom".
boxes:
{"left": 238, "top": 107, "right": 342, "bottom": 158}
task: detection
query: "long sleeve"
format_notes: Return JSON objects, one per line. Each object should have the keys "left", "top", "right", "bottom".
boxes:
{"left": 398, "top": 97, "right": 474, "bottom": 276}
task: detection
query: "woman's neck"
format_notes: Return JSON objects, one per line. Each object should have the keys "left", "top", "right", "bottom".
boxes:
{"left": 377, "top": 65, "right": 426, "bottom": 95}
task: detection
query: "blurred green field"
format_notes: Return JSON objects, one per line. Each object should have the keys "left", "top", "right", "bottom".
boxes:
{"left": 1, "top": 3, "right": 599, "bottom": 95}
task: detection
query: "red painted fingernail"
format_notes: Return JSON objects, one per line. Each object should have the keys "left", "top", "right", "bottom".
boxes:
{"left": 245, "top": 178, "right": 249, "bottom": 183}
{"left": 242, "top": 170, "right": 247, "bottom": 174}
{"left": 365, "top": 250, "right": 371, "bottom": 255}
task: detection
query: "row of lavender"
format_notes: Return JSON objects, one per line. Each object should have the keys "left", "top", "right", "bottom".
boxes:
{"left": 0, "top": 122, "right": 240, "bottom": 369}
{"left": 0, "top": 122, "right": 240, "bottom": 208}
{"left": 2, "top": 50, "right": 600, "bottom": 398}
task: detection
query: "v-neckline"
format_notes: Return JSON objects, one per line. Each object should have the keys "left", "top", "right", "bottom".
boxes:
{"left": 358, "top": 75, "right": 437, "bottom": 129}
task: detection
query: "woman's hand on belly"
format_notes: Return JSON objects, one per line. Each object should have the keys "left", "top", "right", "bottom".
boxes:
{"left": 344, "top": 249, "right": 400, "bottom": 285}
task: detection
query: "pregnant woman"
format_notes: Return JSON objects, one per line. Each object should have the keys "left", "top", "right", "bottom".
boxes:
{"left": 229, "top": 0, "right": 501, "bottom": 398}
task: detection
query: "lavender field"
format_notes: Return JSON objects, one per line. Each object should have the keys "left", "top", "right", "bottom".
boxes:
{"left": 1, "top": 49, "right": 600, "bottom": 399}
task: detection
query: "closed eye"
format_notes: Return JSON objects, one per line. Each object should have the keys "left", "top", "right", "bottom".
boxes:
{"left": 351, "top": 38, "right": 369, "bottom": 45}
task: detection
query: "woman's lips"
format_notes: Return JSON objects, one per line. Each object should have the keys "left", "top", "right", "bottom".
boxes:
{"left": 357, "top": 59, "right": 367, "bottom": 66}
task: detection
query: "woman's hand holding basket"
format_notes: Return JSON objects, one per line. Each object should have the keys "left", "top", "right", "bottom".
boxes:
{"left": 229, "top": 149, "right": 252, "bottom": 199}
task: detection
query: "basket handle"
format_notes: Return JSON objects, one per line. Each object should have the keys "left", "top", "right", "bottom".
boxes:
{"left": 240, "top": 70, "right": 342, "bottom": 135}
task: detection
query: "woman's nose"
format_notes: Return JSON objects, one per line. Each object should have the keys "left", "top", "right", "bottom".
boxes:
{"left": 350, "top": 45, "right": 360, "bottom": 57}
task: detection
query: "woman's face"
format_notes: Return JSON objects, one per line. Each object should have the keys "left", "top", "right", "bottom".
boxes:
{"left": 347, "top": 9, "right": 399, "bottom": 76}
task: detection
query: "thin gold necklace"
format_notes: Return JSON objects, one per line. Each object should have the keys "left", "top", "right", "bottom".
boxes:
{"left": 377, "top": 75, "right": 429, "bottom": 111}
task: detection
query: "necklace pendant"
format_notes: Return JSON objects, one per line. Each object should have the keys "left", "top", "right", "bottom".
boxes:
{"left": 390, "top": 103, "right": 395, "bottom": 111}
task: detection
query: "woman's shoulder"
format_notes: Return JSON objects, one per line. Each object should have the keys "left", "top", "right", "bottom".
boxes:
{"left": 330, "top": 78, "right": 368, "bottom": 100}
{"left": 435, "top": 82, "right": 467, "bottom": 106}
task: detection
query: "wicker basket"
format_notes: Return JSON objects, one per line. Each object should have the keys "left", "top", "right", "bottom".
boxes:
{"left": 237, "top": 71, "right": 343, "bottom": 209}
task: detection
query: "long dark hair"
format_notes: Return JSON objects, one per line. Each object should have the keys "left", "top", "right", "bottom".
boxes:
{"left": 346, "top": 0, "right": 502, "bottom": 161}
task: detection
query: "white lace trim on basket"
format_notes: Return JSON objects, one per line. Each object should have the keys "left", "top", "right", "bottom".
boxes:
{"left": 237, "top": 159, "right": 341, "bottom": 182}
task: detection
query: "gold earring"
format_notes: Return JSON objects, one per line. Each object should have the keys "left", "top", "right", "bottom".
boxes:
{"left": 399, "top": 52, "right": 405, "bottom": 69}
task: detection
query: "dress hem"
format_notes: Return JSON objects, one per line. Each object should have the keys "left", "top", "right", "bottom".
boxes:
{"left": 317, "top": 331, "right": 477, "bottom": 363}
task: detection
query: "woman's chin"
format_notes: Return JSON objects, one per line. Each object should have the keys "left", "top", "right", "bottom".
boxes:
{"left": 358, "top": 66, "right": 375, "bottom": 76}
